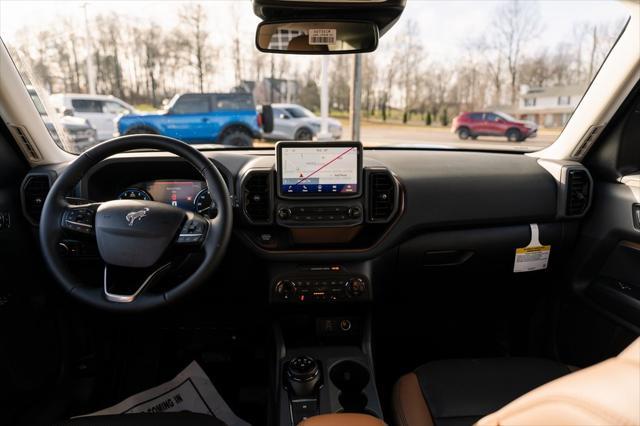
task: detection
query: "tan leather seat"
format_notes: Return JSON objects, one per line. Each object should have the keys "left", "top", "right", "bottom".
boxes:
{"left": 476, "top": 338, "right": 640, "bottom": 426}
{"left": 393, "top": 338, "right": 640, "bottom": 426}
{"left": 298, "top": 413, "right": 386, "bottom": 425}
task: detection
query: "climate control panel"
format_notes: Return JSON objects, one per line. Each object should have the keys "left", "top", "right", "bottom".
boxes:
{"left": 272, "top": 276, "right": 369, "bottom": 303}
{"left": 276, "top": 203, "right": 363, "bottom": 227}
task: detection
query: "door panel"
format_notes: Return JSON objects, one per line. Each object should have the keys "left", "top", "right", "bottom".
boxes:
{"left": 272, "top": 108, "right": 295, "bottom": 139}
{"left": 484, "top": 113, "right": 504, "bottom": 135}
{"left": 165, "top": 95, "right": 213, "bottom": 142}
{"left": 570, "top": 178, "right": 640, "bottom": 331}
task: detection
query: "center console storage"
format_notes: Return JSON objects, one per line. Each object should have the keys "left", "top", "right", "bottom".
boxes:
{"left": 330, "top": 361, "right": 372, "bottom": 414}
{"left": 278, "top": 346, "right": 383, "bottom": 425}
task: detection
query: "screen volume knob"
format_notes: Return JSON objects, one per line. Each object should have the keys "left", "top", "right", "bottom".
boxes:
{"left": 278, "top": 208, "right": 292, "bottom": 220}
{"left": 275, "top": 280, "right": 296, "bottom": 300}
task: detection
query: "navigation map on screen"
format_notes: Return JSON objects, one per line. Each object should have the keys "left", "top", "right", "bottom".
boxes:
{"left": 280, "top": 146, "right": 359, "bottom": 195}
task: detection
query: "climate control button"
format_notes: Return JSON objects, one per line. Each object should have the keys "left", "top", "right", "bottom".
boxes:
{"left": 346, "top": 277, "right": 366, "bottom": 297}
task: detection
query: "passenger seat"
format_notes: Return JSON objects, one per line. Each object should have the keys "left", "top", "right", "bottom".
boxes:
{"left": 393, "top": 338, "right": 639, "bottom": 426}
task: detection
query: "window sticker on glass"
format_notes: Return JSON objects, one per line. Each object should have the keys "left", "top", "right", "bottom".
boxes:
{"left": 308, "top": 29, "right": 337, "bottom": 45}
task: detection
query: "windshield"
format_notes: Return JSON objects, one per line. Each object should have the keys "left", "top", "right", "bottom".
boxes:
{"left": 495, "top": 112, "right": 519, "bottom": 122}
{"left": 0, "top": 0, "right": 629, "bottom": 153}
{"left": 285, "top": 107, "right": 315, "bottom": 119}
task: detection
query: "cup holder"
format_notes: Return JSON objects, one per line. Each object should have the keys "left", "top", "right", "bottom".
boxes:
{"left": 330, "top": 360, "right": 370, "bottom": 413}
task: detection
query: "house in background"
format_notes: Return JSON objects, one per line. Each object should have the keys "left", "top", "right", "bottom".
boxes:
{"left": 517, "top": 84, "right": 586, "bottom": 128}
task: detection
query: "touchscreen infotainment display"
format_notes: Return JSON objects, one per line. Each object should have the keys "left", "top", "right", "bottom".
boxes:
{"left": 278, "top": 142, "right": 361, "bottom": 196}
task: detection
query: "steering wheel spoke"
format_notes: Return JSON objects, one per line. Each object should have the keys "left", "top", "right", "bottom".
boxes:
{"left": 103, "top": 262, "right": 172, "bottom": 303}
{"left": 61, "top": 202, "right": 101, "bottom": 235}
{"left": 175, "top": 211, "right": 209, "bottom": 246}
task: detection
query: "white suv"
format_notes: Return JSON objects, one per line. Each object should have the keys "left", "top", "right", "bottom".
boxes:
{"left": 49, "top": 94, "right": 137, "bottom": 141}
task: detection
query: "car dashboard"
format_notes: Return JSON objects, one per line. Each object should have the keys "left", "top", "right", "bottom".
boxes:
{"left": 21, "top": 146, "right": 592, "bottom": 306}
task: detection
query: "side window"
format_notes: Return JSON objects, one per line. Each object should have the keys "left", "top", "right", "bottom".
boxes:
{"left": 285, "top": 108, "right": 305, "bottom": 118}
{"left": 485, "top": 113, "right": 499, "bottom": 122}
{"left": 104, "top": 101, "right": 131, "bottom": 115}
{"left": 274, "top": 108, "right": 289, "bottom": 119}
{"left": 172, "top": 96, "right": 210, "bottom": 114}
{"left": 71, "top": 99, "right": 103, "bottom": 113}
{"left": 214, "top": 94, "right": 254, "bottom": 110}
{"left": 468, "top": 113, "right": 483, "bottom": 121}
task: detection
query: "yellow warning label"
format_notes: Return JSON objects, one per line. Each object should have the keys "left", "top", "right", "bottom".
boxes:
{"left": 516, "top": 245, "right": 551, "bottom": 254}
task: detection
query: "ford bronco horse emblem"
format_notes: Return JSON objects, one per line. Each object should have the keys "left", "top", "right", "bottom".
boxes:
{"left": 125, "top": 208, "right": 149, "bottom": 226}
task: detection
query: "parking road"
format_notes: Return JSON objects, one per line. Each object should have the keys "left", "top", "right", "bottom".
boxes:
{"left": 256, "top": 120, "right": 559, "bottom": 151}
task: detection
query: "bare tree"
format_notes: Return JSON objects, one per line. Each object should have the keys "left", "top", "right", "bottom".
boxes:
{"left": 329, "top": 55, "right": 350, "bottom": 111}
{"left": 93, "top": 13, "right": 124, "bottom": 97}
{"left": 179, "top": 3, "right": 215, "bottom": 93}
{"left": 393, "top": 19, "right": 422, "bottom": 122}
{"left": 230, "top": 3, "right": 243, "bottom": 86}
{"left": 471, "top": 35, "right": 504, "bottom": 106}
{"left": 62, "top": 19, "right": 84, "bottom": 92}
{"left": 361, "top": 54, "right": 377, "bottom": 116}
{"left": 138, "top": 23, "right": 163, "bottom": 107}
{"left": 492, "top": 0, "right": 542, "bottom": 105}
{"left": 520, "top": 49, "right": 553, "bottom": 87}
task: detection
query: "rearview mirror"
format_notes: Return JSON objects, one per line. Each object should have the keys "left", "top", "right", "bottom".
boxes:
{"left": 256, "top": 20, "right": 378, "bottom": 54}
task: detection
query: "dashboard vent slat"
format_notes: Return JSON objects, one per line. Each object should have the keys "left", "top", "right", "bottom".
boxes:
{"left": 22, "top": 175, "right": 51, "bottom": 225}
{"left": 368, "top": 170, "right": 396, "bottom": 222}
{"left": 566, "top": 169, "right": 591, "bottom": 216}
{"left": 243, "top": 171, "right": 272, "bottom": 223}
{"left": 9, "top": 125, "right": 42, "bottom": 161}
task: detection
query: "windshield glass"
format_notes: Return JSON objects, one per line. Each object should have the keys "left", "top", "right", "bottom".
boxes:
{"left": 495, "top": 112, "right": 519, "bottom": 122}
{"left": 0, "top": 0, "right": 629, "bottom": 153}
{"left": 285, "top": 107, "right": 315, "bottom": 119}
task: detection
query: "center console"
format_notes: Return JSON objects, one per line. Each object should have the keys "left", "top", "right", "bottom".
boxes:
{"left": 237, "top": 141, "right": 397, "bottom": 424}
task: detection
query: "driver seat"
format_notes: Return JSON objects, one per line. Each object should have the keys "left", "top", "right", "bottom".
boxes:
{"left": 58, "top": 412, "right": 227, "bottom": 426}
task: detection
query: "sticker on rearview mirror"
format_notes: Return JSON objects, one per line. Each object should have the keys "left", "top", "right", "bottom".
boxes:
{"left": 309, "top": 29, "right": 337, "bottom": 45}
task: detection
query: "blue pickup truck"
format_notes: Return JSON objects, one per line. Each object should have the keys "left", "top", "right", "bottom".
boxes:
{"left": 116, "top": 93, "right": 264, "bottom": 146}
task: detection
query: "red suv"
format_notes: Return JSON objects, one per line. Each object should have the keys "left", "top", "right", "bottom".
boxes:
{"left": 451, "top": 111, "right": 538, "bottom": 142}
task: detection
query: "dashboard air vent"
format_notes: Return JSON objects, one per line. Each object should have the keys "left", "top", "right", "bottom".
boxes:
{"left": 243, "top": 171, "right": 272, "bottom": 223}
{"left": 22, "top": 174, "right": 51, "bottom": 225}
{"left": 9, "top": 125, "right": 42, "bottom": 161}
{"left": 566, "top": 169, "right": 591, "bottom": 216}
{"left": 368, "top": 170, "right": 396, "bottom": 222}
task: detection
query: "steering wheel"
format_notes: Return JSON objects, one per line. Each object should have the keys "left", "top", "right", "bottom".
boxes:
{"left": 39, "top": 135, "right": 232, "bottom": 312}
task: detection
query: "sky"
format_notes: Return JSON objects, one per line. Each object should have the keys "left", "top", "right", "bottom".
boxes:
{"left": 0, "top": 0, "right": 632, "bottom": 90}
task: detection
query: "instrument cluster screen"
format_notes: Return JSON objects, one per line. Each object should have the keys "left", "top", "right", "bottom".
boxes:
{"left": 145, "top": 180, "right": 204, "bottom": 210}
{"left": 118, "top": 180, "right": 210, "bottom": 213}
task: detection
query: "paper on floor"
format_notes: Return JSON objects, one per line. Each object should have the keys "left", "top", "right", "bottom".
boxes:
{"left": 78, "top": 360, "right": 250, "bottom": 426}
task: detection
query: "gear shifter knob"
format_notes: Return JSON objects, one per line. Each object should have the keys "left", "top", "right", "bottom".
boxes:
{"left": 286, "top": 355, "right": 320, "bottom": 396}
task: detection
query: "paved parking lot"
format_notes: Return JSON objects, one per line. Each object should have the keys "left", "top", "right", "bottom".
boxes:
{"left": 256, "top": 120, "right": 559, "bottom": 151}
